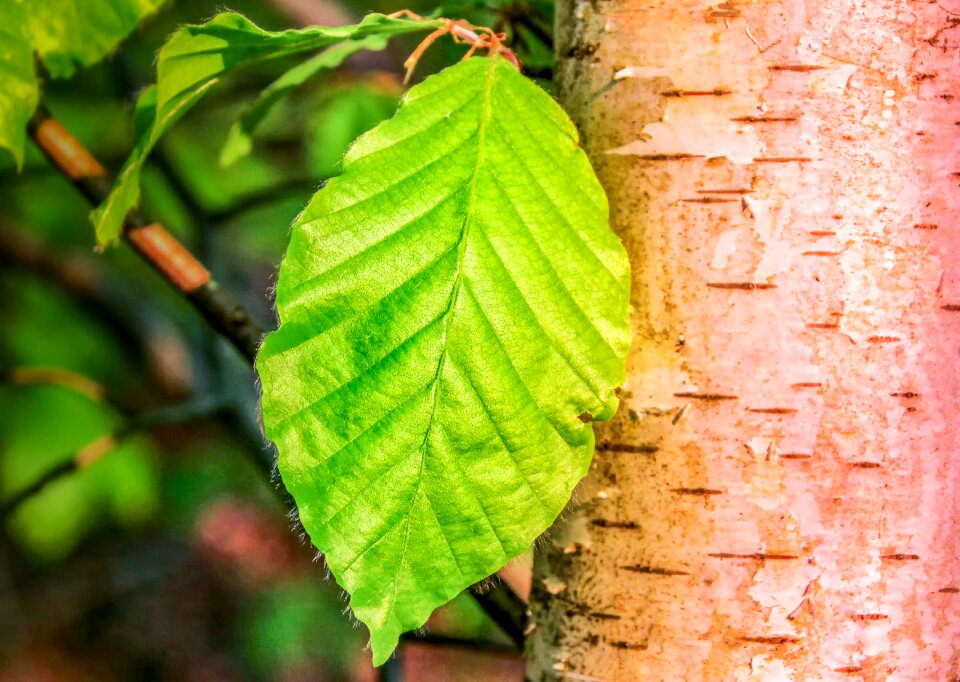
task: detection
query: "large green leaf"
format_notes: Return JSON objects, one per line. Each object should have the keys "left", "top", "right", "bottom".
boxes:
{"left": 92, "top": 12, "right": 443, "bottom": 245}
{"left": 0, "top": 0, "right": 163, "bottom": 167}
{"left": 257, "top": 56, "right": 631, "bottom": 665}
{"left": 220, "top": 36, "right": 390, "bottom": 168}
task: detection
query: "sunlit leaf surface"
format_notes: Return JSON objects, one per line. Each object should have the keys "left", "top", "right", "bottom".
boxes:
{"left": 257, "top": 56, "right": 631, "bottom": 664}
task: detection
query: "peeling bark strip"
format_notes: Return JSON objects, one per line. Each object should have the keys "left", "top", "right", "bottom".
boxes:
{"left": 596, "top": 441, "right": 660, "bottom": 455}
{"left": 680, "top": 196, "right": 740, "bottom": 204}
{"left": 621, "top": 564, "right": 690, "bottom": 576}
{"left": 707, "top": 553, "right": 800, "bottom": 561}
{"left": 127, "top": 224, "right": 211, "bottom": 293}
{"left": 661, "top": 88, "right": 732, "bottom": 97}
{"left": 33, "top": 119, "right": 106, "bottom": 180}
{"left": 527, "top": 0, "right": 960, "bottom": 679}
{"left": 673, "top": 392, "right": 738, "bottom": 401}
{"left": 671, "top": 487, "right": 724, "bottom": 496}
{"left": 740, "top": 635, "right": 802, "bottom": 644}
{"left": 730, "top": 115, "right": 801, "bottom": 123}
{"left": 706, "top": 282, "right": 777, "bottom": 290}
{"left": 768, "top": 64, "right": 825, "bottom": 72}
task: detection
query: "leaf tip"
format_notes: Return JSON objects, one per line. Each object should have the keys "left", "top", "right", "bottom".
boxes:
{"left": 219, "top": 124, "right": 248, "bottom": 168}
{"left": 90, "top": 205, "right": 122, "bottom": 248}
{"left": 369, "top": 629, "right": 400, "bottom": 668}
{"left": 3, "top": 144, "right": 25, "bottom": 173}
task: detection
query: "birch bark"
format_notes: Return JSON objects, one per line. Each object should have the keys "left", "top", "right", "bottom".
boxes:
{"left": 527, "top": 1, "right": 960, "bottom": 679}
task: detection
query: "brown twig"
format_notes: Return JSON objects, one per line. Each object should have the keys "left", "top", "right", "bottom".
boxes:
{"left": 27, "top": 105, "right": 265, "bottom": 364}
{"left": 1, "top": 397, "right": 225, "bottom": 518}
{"left": 388, "top": 12, "right": 521, "bottom": 83}
{"left": 5, "top": 366, "right": 109, "bottom": 404}
{"left": 0, "top": 224, "right": 196, "bottom": 398}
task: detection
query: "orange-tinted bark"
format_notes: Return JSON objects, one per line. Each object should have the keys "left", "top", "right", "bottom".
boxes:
{"left": 527, "top": 1, "right": 960, "bottom": 679}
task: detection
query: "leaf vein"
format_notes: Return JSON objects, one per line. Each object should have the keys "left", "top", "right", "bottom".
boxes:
{"left": 281, "top": 182, "right": 468, "bottom": 312}
{"left": 460, "top": 280, "right": 582, "bottom": 447}
{"left": 488, "top": 119, "right": 619, "bottom": 285}
{"left": 469, "top": 219, "right": 611, "bottom": 409}
{"left": 378, "top": 56, "right": 499, "bottom": 627}
{"left": 274, "top": 308, "right": 447, "bottom": 428}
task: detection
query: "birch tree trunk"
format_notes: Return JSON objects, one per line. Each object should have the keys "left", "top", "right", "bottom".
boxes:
{"left": 527, "top": 1, "right": 960, "bottom": 679}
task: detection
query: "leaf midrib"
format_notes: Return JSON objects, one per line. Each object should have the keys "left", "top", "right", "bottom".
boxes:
{"left": 383, "top": 57, "right": 499, "bottom": 616}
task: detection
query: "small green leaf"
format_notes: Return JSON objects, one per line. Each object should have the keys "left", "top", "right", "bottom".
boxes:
{"left": 306, "top": 84, "right": 399, "bottom": 179}
{"left": 26, "top": 0, "right": 166, "bottom": 78}
{"left": 93, "top": 12, "right": 443, "bottom": 245}
{"left": 0, "top": 1, "right": 37, "bottom": 169}
{"left": 0, "top": 0, "right": 164, "bottom": 168}
{"left": 257, "top": 56, "right": 631, "bottom": 665}
{"left": 220, "top": 36, "right": 391, "bottom": 168}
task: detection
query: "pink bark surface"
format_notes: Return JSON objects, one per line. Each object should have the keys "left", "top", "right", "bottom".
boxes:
{"left": 528, "top": 1, "right": 960, "bottom": 679}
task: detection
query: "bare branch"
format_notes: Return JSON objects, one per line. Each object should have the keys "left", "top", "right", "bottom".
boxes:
{"left": 1, "top": 397, "right": 225, "bottom": 518}
{"left": 27, "top": 105, "right": 266, "bottom": 363}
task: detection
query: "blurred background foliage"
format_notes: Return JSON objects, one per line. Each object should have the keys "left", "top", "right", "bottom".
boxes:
{"left": 0, "top": 0, "right": 550, "bottom": 679}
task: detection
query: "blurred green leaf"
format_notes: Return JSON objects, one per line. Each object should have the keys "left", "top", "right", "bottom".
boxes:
{"left": 0, "top": 0, "right": 165, "bottom": 167}
{"left": 163, "top": 438, "right": 279, "bottom": 531}
{"left": 93, "top": 12, "right": 444, "bottom": 245}
{"left": 27, "top": 0, "right": 166, "bottom": 78}
{"left": 242, "top": 579, "right": 362, "bottom": 676}
{"left": 221, "top": 36, "right": 392, "bottom": 167}
{"left": 1, "top": 277, "right": 160, "bottom": 562}
{"left": 161, "top": 114, "right": 292, "bottom": 214}
{"left": 0, "top": 386, "right": 159, "bottom": 563}
{"left": 257, "top": 56, "right": 630, "bottom": 664}
{"left": 307, "top": 83, "right": 399, "bottom": 179}
{"left": 0, "top": 2, "right": 38, "bottom": 169}
{"left": 6, "top": 279, "right": 126, "bottom": 377}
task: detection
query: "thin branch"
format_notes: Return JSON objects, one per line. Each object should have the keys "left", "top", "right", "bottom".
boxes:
{"left": 1, "top": 398, "right": 225, "bottom": 518}
{"left": 27, "top": 105, "right": 266, "bottom": 363}
{"left": 151, "top": 149, "right": 313, "bottom": 226}
{"left": 469, "top": 579, "right": 529, "bottom": 648}
{"left": 377, "top": 652, "right": 403, "bottom": 682}
{"left": 0, "top": 224, "right": 196, "bottom": 398}
{"left": 207, "top": 181, "right": 314, "bottom": 224}
{"left": 2, "top": 455, "right": 82, "bottom": 518}
{"left": 522, "top": 64, "right": 553, "bottom": 80}
{"left": 401, "top": 631, "right": 519, "bottom": 655}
